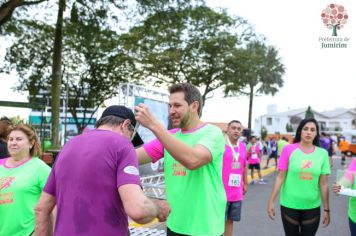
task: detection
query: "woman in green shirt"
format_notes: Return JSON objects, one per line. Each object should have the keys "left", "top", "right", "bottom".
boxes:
{"left": 268, "top": 118, "right": 331, "bottom": 236}
{"left": 0, "top": 124, "right": 51, "bottom": 236}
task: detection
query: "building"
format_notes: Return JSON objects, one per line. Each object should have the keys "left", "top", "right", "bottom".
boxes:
{"left": 254, "top": 105, "right": 356, "bottom": 136}
{"left": 29, "top": 90, "right": 97, "bottom": 146}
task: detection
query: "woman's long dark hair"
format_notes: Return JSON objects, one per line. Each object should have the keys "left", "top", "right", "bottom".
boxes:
{"left": 293, "top": 118, "right": 320, "bottom": 146}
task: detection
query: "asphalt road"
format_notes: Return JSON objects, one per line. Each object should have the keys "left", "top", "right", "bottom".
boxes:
{"left": 234, "top": 156, "right": 351, "bottom": 236}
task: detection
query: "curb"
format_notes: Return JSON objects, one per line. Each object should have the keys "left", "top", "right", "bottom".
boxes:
{"left": 247, "top": 166, "right": 276, "bottom": 184}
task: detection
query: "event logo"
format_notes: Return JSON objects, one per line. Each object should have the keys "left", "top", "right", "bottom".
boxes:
{"left": 319, "top": 4, "right": 349, "bottom": 49}
{"left": 0, "top": 177, "right": 15, "bottom": 191}
{"left": 321, "top": 4, "right": 348, "bottom": 36}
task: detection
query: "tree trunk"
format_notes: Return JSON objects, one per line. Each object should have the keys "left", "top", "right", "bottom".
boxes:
{"left": 248, "top": 84, "right": 254, "bottom": 129}
{"left": 332, "top": 25, "right": 338, "bottom": 37}
{"left": 0, "top": 0, "right": 46, "bottom": 28}
{"left": 0, "top": 0, "right": 22, "bottom": 27}
{"left": 50, "top": 0, "right": 65, "bottom": 148}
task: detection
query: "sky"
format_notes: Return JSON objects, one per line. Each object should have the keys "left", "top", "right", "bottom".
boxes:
{"left": 201, "top": 0, "right": 356, "bottom": 128}
{"left": 0, "top": 0, "right": 356, "bottom": 130}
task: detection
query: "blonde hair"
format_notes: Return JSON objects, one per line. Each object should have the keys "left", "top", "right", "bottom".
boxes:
{"left": 8, "top": 124, "right": 42, "bottom": 157}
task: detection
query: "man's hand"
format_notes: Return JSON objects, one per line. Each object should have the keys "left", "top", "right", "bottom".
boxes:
{"left": 154, "top": 200, "right": 171, "bottom": 222}
{"left": 135, "top": 104, "right": 160, "bottom": 130}
{"left": 332, "top": 182, "right": 341, "bottom": 193}
{"left": 243, "top": 183, "right": 248, "bottom": 195}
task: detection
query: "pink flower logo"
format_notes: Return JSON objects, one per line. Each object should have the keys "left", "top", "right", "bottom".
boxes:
{"left": 321, "top": 4, "right": 348, "bottom": 36}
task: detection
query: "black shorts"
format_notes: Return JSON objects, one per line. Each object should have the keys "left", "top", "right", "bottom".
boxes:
{"left": 248, "top": 163, "right": 260, "bottom": 170}
{"left": 269, "top": 153, "right": 277, "bottom": 158}
{"left": 226, "top": 201, "right": 242, "bottom": 221}
{"left": 328, "top": 149, "right": 333, "bottom": 157}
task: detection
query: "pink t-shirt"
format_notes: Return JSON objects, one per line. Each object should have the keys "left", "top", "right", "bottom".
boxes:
{"left": 277, "top": 143, "right": 299, "bottom": 170}
{"left": 222, "top": 142, "right": 247, "bottom": 202}
{"left": 345, "top": 159, "right": 356, "bottom": 182}
{"left": 143, "top": 128, "right": 180, "bottom": 162}
{"left": 247, "top": 144, "right": 261, "bottom": 164}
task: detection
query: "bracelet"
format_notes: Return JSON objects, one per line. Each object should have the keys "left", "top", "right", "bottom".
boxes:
{"left": 324, "top": 209, "right": 330, "bottom": 212}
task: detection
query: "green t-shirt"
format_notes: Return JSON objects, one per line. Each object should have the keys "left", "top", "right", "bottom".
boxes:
{"left": 277, "top": 139, "right": 288, "bottom": 156}
{"left": 149, "top": 123, "right": 226, "bottom": 235}
{"left": 347, "top": 159, "right": 356, "bottom": 222}
{"left": 0, "top": 157, "right": 51, "bottom": 236}
{"left": 349, "top": 173, "right": 356, "bottom": 222}
{"left": 279, "top": 144, "right": 330, "bottom": 209}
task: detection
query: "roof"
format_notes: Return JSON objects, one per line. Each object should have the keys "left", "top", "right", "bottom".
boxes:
{"left": 321, "top": 108, "right": 356, "bottom": 118}
{"left": 265, "top": 107, "right": 327, "bottom": 118}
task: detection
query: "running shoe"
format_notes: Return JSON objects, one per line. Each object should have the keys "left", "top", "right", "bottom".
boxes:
{"left": 259, "top": 179, "right": 267, "bottom": 184}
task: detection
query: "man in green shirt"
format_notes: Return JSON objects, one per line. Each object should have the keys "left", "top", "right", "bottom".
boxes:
{"left": 136, "top": 83, "right": 226, "bottom": 236}
{"left": 277, "top": 136, "right": 289, "bottom": 158}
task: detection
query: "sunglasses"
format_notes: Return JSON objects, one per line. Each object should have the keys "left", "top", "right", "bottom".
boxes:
{"left": 130, "top": 122, "right": 140, "bottom": 141}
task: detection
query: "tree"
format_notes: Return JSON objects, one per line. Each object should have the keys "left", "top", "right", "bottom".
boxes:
{"left": 321, "top": 4, "right": 348, "bottom": 36}
{"left": 285, "top": 123, "right": 293, "bottom": 132}
{"left": 2, "top": 0, "right": 200, "bottom": 146}
{"left": 305, "top": 106, "right": 315, "bottom": 119}
{"left": 50, "top": 0, "right": 65, "bottom": 148}
{"left": 261, "top": 126, "right": 268, "bottom": 140}
{"left": 10, "top": 115, "right": 26, "bottom": 124}
{"left": 1, "top": 17, "right": 131, "bottom": 134}
{"left": 223, "top": 40, "right": 285, "bottom": 129}
{"left": 120, "top": 6, "right": 253, "bottom": 108}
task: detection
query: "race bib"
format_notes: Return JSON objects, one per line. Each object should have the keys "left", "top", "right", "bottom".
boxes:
{"left": 228, "top": 174, "right": 242, "bottom": 187}
{"left": 271, "top": 147, "right": 276, "bottom": 151}
{"left": 252, "top": 154, "right": 258, "bottom": 159}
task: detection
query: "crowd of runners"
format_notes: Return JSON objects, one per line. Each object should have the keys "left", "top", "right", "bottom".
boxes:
{"left": 0, "top": 82, "right": 355, "bottom": 236}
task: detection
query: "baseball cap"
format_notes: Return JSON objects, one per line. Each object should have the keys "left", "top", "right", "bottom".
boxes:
{"left": 101, "top": 105, "right": 144, "bottom": 147}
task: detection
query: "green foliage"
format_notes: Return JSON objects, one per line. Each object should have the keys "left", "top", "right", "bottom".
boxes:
{"left": 120, "top": 6, "right": 254, "bottom": 107}
{"left": 1, "top": 17, "right": 129, "bottom": 133}
{"left": 10, "top": 115, "right": 26, "bottom": 125}
{"left": 222, "top": 40, "right": 285, "bottom": 128}
{"left": 285, "top": 123, "right": 293, "bottom": 132}
{"left": 334, "top": 126, "right": 342, "bottom": 131}
{"left": 1, "top": 0, "right": 204, "bottom": 145}
{"left": 305, "top": 106, "right": 315, "bottom": 119}
{"left": 261, "top": 126, "right": 268, "bottom": 140}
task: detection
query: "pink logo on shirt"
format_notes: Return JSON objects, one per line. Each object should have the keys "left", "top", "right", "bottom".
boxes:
{"left": 301, "top": 160, "right": 313, "bottom": 169}
{"left": 0, "top": 176, "right": 15, "bottom": 191}
{"left": 172, "top": 162, "right": 186, "bottom": 176}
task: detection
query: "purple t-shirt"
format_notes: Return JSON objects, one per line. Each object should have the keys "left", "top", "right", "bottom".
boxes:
{"left": 319, "top": 137, "right": 332, "bottom": 151}
{"left": 43, "top": 130, "right": 141, "bottom": 236}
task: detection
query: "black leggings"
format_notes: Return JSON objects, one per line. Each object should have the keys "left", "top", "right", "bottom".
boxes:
{"left": 167, "top": 227, "right": 222, "bottom": 236}
{"left": 349, "top": 217, "right": 356, "bottom": 236}
{"left": 167, "top": 228, "right": 189, "bottom": 236}
{"left": 280, "top": 205, "right": 320, "bottom": 236}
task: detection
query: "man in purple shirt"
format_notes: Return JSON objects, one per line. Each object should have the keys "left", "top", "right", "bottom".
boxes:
{"left": 34, "top": 105, "right": 170, "bottom": 236}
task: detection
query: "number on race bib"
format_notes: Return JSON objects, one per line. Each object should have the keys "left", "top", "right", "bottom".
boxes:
{"left": 228, "top": 174, "right": 241, "bottom": 187}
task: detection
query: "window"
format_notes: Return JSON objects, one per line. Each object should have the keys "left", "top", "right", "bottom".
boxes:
{"left": 267, "top": 117, "right": 273, "bottom": 126}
